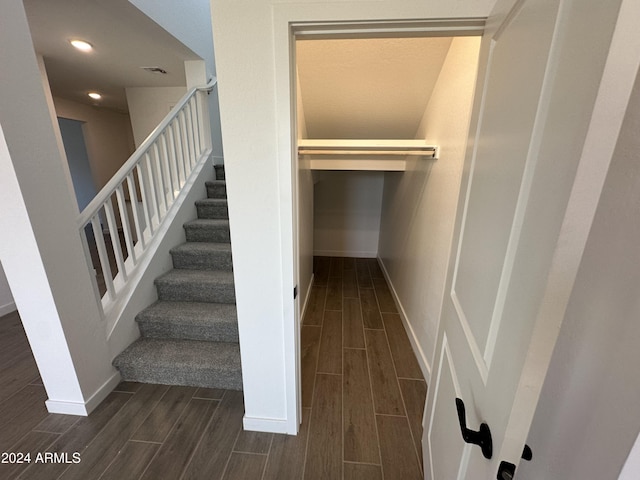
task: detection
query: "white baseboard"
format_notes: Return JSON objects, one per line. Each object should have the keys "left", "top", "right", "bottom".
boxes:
{"left": 377, "top": 257, "right": 431, "bottom": 382}
{"left": 45, "top": 399, "right": 89, "bottom": 416}
{"left": 45, "top": 370, "right": 121, "bottom": 416}
{"left": 0, "top": 301, "right": 16, "bottom": 317}
{"left": 300, "top": 274, "right": 315, "bottom": 324}
{"left": 313, "top": 249, "right": 377, "bottom": 258}
{"left": 243, "top": 415, "right": 293, "bottom": 434}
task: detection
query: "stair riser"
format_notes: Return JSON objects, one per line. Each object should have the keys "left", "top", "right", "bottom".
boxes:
{"left": 214, "top": 165, "right": 225, "bottom": 180}
{"left": 156, "top": 281, "right": 236, "bottom": 304}
{"left": 137, "top": 322, "right": 238, "bottom": 343}
{"left": 207, "top": 183, "right": 226, "bottom": 199}
{"left": 197, "top": 203, "right": 228, "bottom": 219}
{"left": 184, "top": 225, "right": 230, "bottom": 243}
{"left": 171, "top": 251, "right": 233, "bottom": 271}
{"left": 117, "top": 366, "right": 242, "bottom": 390}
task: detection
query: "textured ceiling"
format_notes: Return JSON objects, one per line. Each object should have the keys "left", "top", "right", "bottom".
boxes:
{"left": 24, "top": 0, "right": 200, "bottom": 113}
{"left": 296, "top": 37, "right": 453, "bottom": 139}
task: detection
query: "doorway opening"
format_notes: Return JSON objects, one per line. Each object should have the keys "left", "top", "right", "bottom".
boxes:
{"left": 58, "top": 117, "right": 97, "bottom": 212}
{"left": 293, "top": 29, "right": 482, "bottom": 372}
{"left": 290, "top": 23, "right": 483, "bottom": 473}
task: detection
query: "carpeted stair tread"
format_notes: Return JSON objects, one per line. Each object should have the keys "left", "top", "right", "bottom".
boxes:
{"left": 196, "top": 198, "right": 228, "bottom": 219}
{"left": 136, "top": 301, "right": 238, "bottom": 342}
{"left": 214, "top": 164, "right": 225, "bottom": 180}
{"left": 205, "top": 180, "right": 226, "bottom": 199}
{"left": 184, "top": 219, "right": 230, "bottom": 243}
{"left": 155, "top": 269, "right": 235, "bottom": 303}
{"left": 113, "top": 338, "right": 242, "bottom": 390}
{"left": 171, "top": 242, "right": 233, "bottom": 271}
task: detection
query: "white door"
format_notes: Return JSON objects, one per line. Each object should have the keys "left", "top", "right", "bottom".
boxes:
{"left": 423, "top": 0, "right": 630, "bottom": 478}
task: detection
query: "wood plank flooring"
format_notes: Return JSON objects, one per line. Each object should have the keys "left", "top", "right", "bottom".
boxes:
{"left": 0, "top": 256, "right": 427, "bottom": 479}
{"left": 304, "top": 257, "right": 426, "bottom": 480}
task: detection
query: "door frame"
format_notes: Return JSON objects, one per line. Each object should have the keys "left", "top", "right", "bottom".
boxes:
{"left": 278, "top": 17, "right": 486, "bottom": 430}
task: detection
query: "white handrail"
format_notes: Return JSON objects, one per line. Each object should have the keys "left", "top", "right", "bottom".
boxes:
{"left": 78, "top": 79, "right": 215, "bottom": 314}
{"left": 78, "top": 80, "right": 215, "bottom": 227}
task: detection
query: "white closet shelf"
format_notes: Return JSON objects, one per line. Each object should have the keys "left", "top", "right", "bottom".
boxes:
{"left": 298, "top": 139, "right": 438, "bottom": 171}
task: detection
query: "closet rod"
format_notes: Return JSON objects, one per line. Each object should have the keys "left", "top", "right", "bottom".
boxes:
{"left": 298, "top": 149, "right": 435, "bottom": 156}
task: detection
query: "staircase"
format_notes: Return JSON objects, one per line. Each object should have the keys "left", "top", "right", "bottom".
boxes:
{"left": 113, "top": 165, "right": 242, "bottom": 390}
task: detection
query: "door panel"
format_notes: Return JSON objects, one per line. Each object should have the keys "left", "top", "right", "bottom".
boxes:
{"left": 452, "top": 0, "right": 559, "bottom": 364}
{"left": 423, "top": 0, "right": 610, "bottom": 477}
{"left": 426, "top": 336, "right": 469, "bottom": 480}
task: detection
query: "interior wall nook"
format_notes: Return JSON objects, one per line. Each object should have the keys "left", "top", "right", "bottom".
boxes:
{"left": 295, "top": 34, "right": 482, "bottom": 376}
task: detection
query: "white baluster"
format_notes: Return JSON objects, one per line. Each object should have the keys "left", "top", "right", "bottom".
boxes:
{"left": 184, "top": 103, "right": 196, "bottom": 168}
{"left": 172, "top": 119, "right": 186, "bottom": 186}
{"left": 179, "top": 110, "right": 192, "bottom": 172}
{"left": 104, "top": 196, "right": 127, "bottom": 282}
{"left": 144, "top": 152, "right": 161, "bottom": 230}
{"left": 152, "top": 142, "right": 168, "bottom": 216}
{"left": 115, "top": 184, "right": 136, "bottom": 266}
{"left": 126, "top": 173, "right": 145, "bottom": 249}
{"left": 136, "top": 163, "right": 153, "bottom": 237}
{"left": 91, "top": 215, "right": 115, "bottom": 301}
{"left": 198, "top": 90, "right": 213, "bottom": 152}
{"left": 168, "top": 121, "right": 184, "bottom": 189}
{"left": 162, "top": 132, "right": 178, "bottom": 199}
{"left": 189, "top": 96, "right": 201, "bottom": 158}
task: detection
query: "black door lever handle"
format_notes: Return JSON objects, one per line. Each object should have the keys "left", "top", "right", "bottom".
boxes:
{"left": 455, "top": 398, "right": 493, "bottom": 459}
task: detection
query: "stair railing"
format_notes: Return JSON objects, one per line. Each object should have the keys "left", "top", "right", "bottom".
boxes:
{"left": 77, "top": 80, "right": 215, "bottom": 315}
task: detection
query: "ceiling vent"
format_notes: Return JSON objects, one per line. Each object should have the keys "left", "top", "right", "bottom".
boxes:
{"left": 141, "top": 66, "right": 167, "bottom": 75}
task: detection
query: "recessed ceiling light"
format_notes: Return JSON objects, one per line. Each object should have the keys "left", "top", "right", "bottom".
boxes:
{"left": 70, "top": 39, "right": 93, "bottom": 52}
{"left": 88, "top": 92, "right": 102, "bottom": 100}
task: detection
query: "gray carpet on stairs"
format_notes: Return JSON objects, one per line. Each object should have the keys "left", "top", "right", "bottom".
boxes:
{"left": 170, "top": 242, "right": 233, "bottom": 271}
{"left": 136, "top": 301, "right": 238, "bottom": 342}
{"left": 113, "top": 165, "right": 242, "bottom": 390}
{"left": 195, "top": 198, "right": 228, "bottom": 219}
{"left": 113, "top": 338, "right": 242, "bottom": 390}
{"left": 155, "top": 269, "right": 236, "bottom": 303}
{"left": 184, "top": 219, "right": 231, "bottom": 243}
{"left": 206, "top": 180, "right": 227, "bottom": 198}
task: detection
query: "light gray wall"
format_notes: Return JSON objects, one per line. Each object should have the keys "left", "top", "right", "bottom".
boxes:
{"left": 125, "top": 86, "right": 188, "bottom": 147}
{"left": 314, "top": 171, "right": 384, "bottom": 258}
{"left": 519, "top": 65, "right": 640, "bottom": 480}
{"left": 377, "top": 37, "right": 481, "bottom": 375}
{"left": 53, "top": 96, "right": 135, "bottom": 192}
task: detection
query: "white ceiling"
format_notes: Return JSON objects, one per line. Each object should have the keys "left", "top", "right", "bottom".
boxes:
{"left": 24, "top": 0, "right": 200, "bottom": 113}
{"left": 296, "top": 37, "right": 454, "bottom": 139}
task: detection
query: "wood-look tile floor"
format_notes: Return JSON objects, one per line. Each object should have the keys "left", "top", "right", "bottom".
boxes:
{"left": 0, "top": 256, "right": 427, "bottom": 479}
{"left": 302, "top": 257, "right": 427, "bottom": 480}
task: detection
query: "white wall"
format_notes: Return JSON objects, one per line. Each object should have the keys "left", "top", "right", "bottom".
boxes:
{"left": 314, "top": 171, "right": 384, "bottom": 258}
{"left": 125, "top": 86, "right": 188, "bottom": 147}
{"left": 210, "top": 0, "right": 494, "bottom": 434}
{"left": 0, "top": 0, "right": 118, "bottom": 415}
{"left": 620, "top": 434, "right": 640, "bottom": 480}
{"left": 53, "top": 97, "right": 135, "bottom": 191}
{"left": 378, "top": 37, "right": 481, "bottom": 375}
{"left": 296, "top": 70, "right": 314, "bottom": 311}
{"left": 128, "top": 0, "right": 224, "bottom": 161}
{"left": 519, "top": 62, "right": 640, "bottom": 480}
{"left": 0, "top": 262, "right": 15, "bottom": 316}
